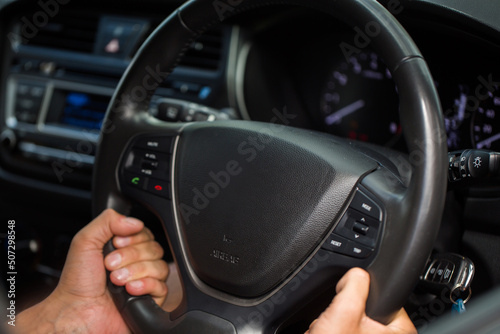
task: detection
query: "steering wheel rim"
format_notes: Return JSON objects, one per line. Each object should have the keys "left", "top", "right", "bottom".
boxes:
{"left": 93, "top": 0, "right": 448, "bottom": 333}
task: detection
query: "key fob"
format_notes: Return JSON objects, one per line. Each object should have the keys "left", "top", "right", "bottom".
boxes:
{"left": 419, "top": 253, "right": 475, "bottom": 299}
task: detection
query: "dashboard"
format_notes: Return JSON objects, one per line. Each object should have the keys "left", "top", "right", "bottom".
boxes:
{"left": 1, "top": 0, "right": 500, "bottom": 328}
{"left": 2, "top": 2, "right": 500, "bottom": 184}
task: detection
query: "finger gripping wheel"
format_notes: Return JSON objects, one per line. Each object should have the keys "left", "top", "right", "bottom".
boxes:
{"left": 104, "top": 240, "right": 236, "bottom": 333}
{"left": 94, "top": 0, "right": 447, "bottom": 332}
{"left": 103, "top": 241, "right": 168, "bottom": 331}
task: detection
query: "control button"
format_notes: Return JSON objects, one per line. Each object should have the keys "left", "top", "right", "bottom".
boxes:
{"left": 124, "top": 149, "right": 171, "bottom": 181}
{"left": 173, "top": 81, "right": 200, "bottom": 95}
{"left": 353, "top": 222, "right": 369, "bottom": 235}
{"left": 15, "top": 89, "right": 43, "bottom": 123}
{"left": 137, "top": 167, "right": 169, "bottom": 180}
{"left": 144, "top": 152, "right": 158, "bottom": 161}
{"left": 350, "top": 190, "right": 381, "bottom": 221}
{"left": 124, "top": 172, "right": 146, "bottom": 189}
{"left": 147, "top": 179, "right": 171, "bottom": 199}
{"left": 443, "top": 263, "right": 455, "bottom": 283}
{"left": 157, "top": 102, "right": 183, "bottom": 122}
{"left": 135, "top": 136, "right": 174, "bottom": 153}
{"left": 194, "top": 112, "right": 209, "bottom": 122}
{"left": 434, "top": 262, "right": 446, "bottom": 283}
{"left": 333, "top": 210, "right": 379, "bottom": 248}
{"left": 344, "top": 241, "right": 373, "bottom": 259}
{"left": 321, "top": 234, "right": 348, "bottom": 253}
{"left": 142, "top": 161, "right": 159, "bottom": 170}
{"left": 425, "top": 260, "right": 439, "bottom": 281}
{"left": 467, "top": 150, "right": 490, "bottom": 178}
{"left": 15, "top": 110, "right": 38, "bottom": 123}
{"left": 140, "top": 168, "right": 153, "bottom": 176}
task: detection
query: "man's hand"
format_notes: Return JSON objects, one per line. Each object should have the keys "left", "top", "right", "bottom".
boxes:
{"left": 104, "top": 218, "right": 168, "bottom": 306}
{"left": 16, "top": 209, "right": 168, "bottom": 334}
{"left": 306, "top": 268, "right": 417, "bottom": 334}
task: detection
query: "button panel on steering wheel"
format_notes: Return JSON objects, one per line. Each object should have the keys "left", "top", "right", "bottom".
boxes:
{"left": 119, "top": 135, "right": 175, "bottom": 199}
{"left": 321, "top": 188, "right": 383, "bottom": 259}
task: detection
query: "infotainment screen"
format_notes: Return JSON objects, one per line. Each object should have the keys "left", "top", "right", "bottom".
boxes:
{"left": 59, "top": 91, "right": 110, "bottom": 130}
{"left": 46, "top": 89, "right": 111, "bottom": 130}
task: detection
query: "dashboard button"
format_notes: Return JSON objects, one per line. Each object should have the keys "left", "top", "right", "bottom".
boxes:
{"left": 157, "top": 102, "right": 183, "bottom": 121}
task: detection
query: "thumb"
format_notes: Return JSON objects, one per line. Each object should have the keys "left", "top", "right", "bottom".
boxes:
{"left": 307, "top": 268, "right": 370, "bottom": 334}
{"left": 54, "top": 209, "right": 145, "bottom": 299}
{"left": 74, "top": 208, "right": 144, "bottom": 251}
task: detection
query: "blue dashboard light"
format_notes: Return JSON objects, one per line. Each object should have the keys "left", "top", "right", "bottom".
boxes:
{"left": 199, "top": 86, "right": 211, "bottom": 100}
{"left": 67, "top": 93, "right": 90, "bottom": 107}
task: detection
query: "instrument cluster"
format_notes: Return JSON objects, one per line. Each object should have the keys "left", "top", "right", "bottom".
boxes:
{"left": 318, "top": 50, "right": 500, "bottom": 152}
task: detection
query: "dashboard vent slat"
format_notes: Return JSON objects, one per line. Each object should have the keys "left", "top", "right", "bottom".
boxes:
{"left": 179, "top": 28, "right": 224, "bottom": 71}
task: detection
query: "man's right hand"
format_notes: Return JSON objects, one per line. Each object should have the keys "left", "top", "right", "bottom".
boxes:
{"left": 306, "top": 268, "right": 417, "bottom": 334}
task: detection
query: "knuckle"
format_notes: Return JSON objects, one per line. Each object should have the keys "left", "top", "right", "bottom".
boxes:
{"left": 101, "top": 208, "right": 118, "bottom": 220}
{"left": 127, "top": 245, "right": 140, "bottom": 260}
{"left": 151, "top": 241, "right": 164, "bottom": 257}
{"left": 154, "top": 281, "right": 168, "bottom": 297}
{"left": 144, "top": 227, "right": 154, "bottom": 240}
{"left": 157, "top": 261, "right": 169, "bottom": 279}
{"left": 134, "top": 261, "right": 147, "bottom": 276}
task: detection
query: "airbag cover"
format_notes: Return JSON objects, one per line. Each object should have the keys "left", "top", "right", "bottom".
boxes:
{"left": 175, "top": 121, "right": 376, "bottom": 297}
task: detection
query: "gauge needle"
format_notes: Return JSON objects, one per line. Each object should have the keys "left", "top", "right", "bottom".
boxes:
{"left": 325, "top": 99, "right": 365, "bottom": 125}
{"left": 476, "top": 133, "right": 500, "bottom": 149}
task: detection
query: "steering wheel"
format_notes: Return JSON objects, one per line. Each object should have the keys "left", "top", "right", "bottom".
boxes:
{"left": 93, "top": 0, "right": 447, "bottom": 332}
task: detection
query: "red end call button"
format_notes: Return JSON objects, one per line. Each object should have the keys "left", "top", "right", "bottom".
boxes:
{"left": 147, "top": 179, "right": 171, "bottom": 199}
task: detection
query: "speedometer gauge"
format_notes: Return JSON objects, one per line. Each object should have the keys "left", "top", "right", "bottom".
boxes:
{"left": 320, "top": 51, "right": 401, "bottom": 147}
{"left": 471, "top": 87, "right": 500, "bottom": 150}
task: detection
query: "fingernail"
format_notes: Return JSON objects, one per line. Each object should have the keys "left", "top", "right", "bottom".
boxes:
{"left": 113, "top": 268, "right": 129, "bottom": 281}
{"left": 124, "top": 217, "right": 142, "bottom": 227}
{"left": 106, "top": 253, "right": 122, "bottom": 269}
{"left": 114, "top": 237, "right": 130, "bottom": 247}
{"left": 128, "top": 280, "right": 144, "bottom": 289}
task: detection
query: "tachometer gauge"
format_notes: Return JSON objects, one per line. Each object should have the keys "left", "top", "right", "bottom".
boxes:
{"left": 319, "top": 51, "right": 401, "bottom": 147}
{"left": 471, "top": 87, "right": 500, "bottom": 150}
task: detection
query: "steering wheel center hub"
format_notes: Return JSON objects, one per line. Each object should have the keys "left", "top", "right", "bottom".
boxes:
{"left": 175, "top": 121, "right": 377, "bottom": 297}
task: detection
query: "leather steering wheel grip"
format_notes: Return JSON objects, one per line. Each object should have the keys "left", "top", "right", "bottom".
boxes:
{"left": 93, "top": 0, "right": 447, "bottom": 332}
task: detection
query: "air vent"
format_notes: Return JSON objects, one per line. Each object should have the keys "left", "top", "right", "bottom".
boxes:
{"left": 179, "top": 28, "right": 224, "bottom": 71}
{"left": 24, "top": 11, "right": 99, "bottom": 53}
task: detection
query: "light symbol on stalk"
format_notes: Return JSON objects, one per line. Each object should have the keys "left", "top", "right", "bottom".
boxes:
{"left": 473, "top": 157, "right": 482, "bottom": 168}
{"left": 325, "top": 99, "right": 365, "bottom": 125}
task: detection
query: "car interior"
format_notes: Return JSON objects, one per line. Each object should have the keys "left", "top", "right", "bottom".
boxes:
{"left": 1, "top": 0, "right": 500, "bottom": 333}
